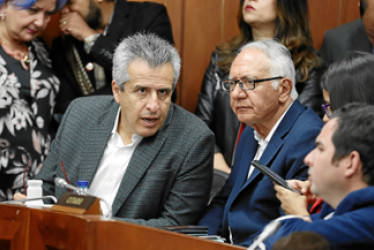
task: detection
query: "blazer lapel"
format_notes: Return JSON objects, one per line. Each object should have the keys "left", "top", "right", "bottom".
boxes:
{"left": 228, "top": 127, "right": 258, "bottom": 200}
{"left": 243, "top": 101, "right": 303, "bottom": 188}
{"left": 78, "top": 101, "right": 119, "bottom": 183}
{"left": 111, "top": 104, "right": 174, "bottom": 215}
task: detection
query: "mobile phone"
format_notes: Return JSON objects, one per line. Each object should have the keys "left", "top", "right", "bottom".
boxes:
{"left": 251, "top": 160, "right": 301, "bottom": 194}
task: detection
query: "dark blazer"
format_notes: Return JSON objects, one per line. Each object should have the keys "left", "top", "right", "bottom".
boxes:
{"left": 320, "top": 19, "right": 372, "bottom": 66}
{"left": 37, "top": 96, "right": 214, "bottom": 227}
{"left": 51, "top": 0, "right": 174, "bottom": 113}
{"left": 199, "top": 101, "right": 323, "bottom": 246}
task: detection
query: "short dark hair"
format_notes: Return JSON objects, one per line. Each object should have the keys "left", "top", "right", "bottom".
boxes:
{"left": 321, "top": 51, "right": 374, "bottom": 111}
{"left": 331, "top": 103, "right": 374, "bottom": 185}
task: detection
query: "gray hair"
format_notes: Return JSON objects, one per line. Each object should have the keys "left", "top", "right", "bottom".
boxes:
{"left": 240, "top": 39, "right": 298, "bottom": 100}
{"left": 112, "top": 33, "right": 181, "bottom": 90}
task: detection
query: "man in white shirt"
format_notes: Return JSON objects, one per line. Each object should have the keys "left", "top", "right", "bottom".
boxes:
{"left": 36, "top": 33, "right": 214, "bottom": 227}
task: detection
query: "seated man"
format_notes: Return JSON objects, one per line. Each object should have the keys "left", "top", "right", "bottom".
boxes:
{"left": 262, "top": 103, "right": 374, "bottom": 249}
{"left": 198, "top": 39, "right": 323, "bottom": 246}
{"left": 320, "top": 0, "right": 374, "bottom": 65}
{"left": 36, "top": 33, "right": 214, "bottom": 227}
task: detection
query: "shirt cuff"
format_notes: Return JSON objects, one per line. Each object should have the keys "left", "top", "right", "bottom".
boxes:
{"left": 84, "top": 34, "right": 100, "bottom": 54}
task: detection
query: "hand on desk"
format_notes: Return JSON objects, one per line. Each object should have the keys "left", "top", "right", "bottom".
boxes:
{"left": 14, "top": 192, "right": 27, "bottom": 200}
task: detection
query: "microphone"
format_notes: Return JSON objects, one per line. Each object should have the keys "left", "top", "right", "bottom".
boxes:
{"left": 54, "top": 177, "right": 91, "bottom": 195}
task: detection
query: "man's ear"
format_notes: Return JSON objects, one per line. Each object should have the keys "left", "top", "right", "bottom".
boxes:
{"left": 343, "top": 151, "right": 362, "bottom": 178}
{"left": 277, "top": 77, "right": 292, "bottom": 103}
{"left": 112, "top": 80, "right": 120, "bottom": 104}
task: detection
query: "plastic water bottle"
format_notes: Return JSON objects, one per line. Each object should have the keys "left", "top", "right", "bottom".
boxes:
{"left": 76, "top": 180, "right": 89, "bottom": 195}
{"left": 25, "top": 180, "right": 44, "bottom": 206}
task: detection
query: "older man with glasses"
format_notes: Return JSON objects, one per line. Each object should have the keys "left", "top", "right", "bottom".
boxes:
{"left": 198, "top": 39, "right": 323, "bottom": 247}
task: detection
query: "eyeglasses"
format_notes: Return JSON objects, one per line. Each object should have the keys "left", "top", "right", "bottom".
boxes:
{"left": 221, "top": 76, "right": 284, "bottom": 92}
{"left": 322, "top": 103, "right": 331, "bottom": 118}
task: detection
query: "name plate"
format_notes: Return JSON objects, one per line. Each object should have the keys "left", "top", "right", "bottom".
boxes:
{"left": 51, "top": 192, "right": 102, "bottom": 215}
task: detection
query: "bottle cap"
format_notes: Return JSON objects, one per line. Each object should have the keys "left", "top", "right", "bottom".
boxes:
{"left": 77, "top": 180, "right": 89, "bottom": 188}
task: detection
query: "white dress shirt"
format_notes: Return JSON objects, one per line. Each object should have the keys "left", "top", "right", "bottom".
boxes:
{"left": 89, "top": 108, "right": 143, "bottom": 216}
{"left": 247, "top": 103, "right": 293, "bottom": 179}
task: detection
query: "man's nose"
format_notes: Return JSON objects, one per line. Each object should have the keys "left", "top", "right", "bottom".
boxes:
{"left": 304, "top": 150, "right": 315, "bottom": 167}
{"left": 146, "top": 92, "right": 160, "bottom": 112}
{"left": 231, "top": 83, "right": 244, "bottom": 99}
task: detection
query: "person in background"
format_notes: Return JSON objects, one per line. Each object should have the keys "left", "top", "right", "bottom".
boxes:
{"left": 51, "top": 0, "right": 174, "bottom": 114}
{"left": 275, "top": 51, "right": 374, "bottom": 217}
{"left": 0, "top": 0, "right": 66, "bottom": 201}
{"left": 198, "top": 39, "right": 323, "bottom": 246}
{"left": 34, "top": 33, "right": 214, "bottom": 227}
{"left": 261, "top": 103, "right": 374, "bottom": 249}
{"left": 320, "top": 0, "right": 374, "bottom": 66}
{"left": 195, "top": 0, "right": 324, "bottom": 186}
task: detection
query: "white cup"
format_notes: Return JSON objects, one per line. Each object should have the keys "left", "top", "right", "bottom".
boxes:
{"left": 25, "top": 180, "right": 44, "bottom": 206}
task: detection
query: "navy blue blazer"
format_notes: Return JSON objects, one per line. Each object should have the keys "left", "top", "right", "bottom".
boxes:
{"left": 264, "top": 187, "right": 374, "bottom": 250}
{"left": 199, "top": 100, "right": 323, "bottom": 246}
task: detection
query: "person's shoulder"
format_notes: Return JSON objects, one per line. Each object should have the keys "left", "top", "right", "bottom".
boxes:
{"left": 69, "top": 95, "right": 116, "bottom": 113}
{"left": 324, "top": 19, "right": 362, "bottom": 38}
{"left": 288, "top": 101, "right": 323, "bottom": 129}
{"left": 170, "top": 104, "right": 214, "bottom": 135}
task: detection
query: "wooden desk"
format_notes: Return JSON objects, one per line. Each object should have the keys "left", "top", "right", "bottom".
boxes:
{"left": 0, "top": 204, "right": 245, "bottom": 250}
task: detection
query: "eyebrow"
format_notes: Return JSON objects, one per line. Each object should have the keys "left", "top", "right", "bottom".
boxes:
{"left": 134, "top": 84, "right": 172, "bottom": 90}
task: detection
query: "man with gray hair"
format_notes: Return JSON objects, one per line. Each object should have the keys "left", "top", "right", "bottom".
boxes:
{"left": 198, "top": 39, "right": 323, "bottom": 246}
{"left": 36, "top": 33, "right": 214, "bottom": 227}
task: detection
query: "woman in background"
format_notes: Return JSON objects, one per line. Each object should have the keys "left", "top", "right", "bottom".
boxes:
{"left": 0, "top": 0, "right": 66, "bottom": 201}
{"left": 275, "top": 51, "right": 374, "bottom": 216}
{"left": 195, "top": 0, "right": 324, "bottom": 182}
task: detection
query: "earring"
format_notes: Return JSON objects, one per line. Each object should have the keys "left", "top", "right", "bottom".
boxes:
{"left": 0, "top": 12, "right": 6, "bottom": 21}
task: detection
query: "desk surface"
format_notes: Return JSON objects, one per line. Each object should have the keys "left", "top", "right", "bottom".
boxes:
{"left": 0, "top": 204, "right": 245, "bottom": 250}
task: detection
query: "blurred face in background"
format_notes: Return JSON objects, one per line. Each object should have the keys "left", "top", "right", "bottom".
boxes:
{"left": 0, "top": 0, "right": 56, "bottom": 43}
{"left": 362, "top": 0, "right": 374, "bottom": 45}
{"left": 242, "top": 0, "right": 277, "bottom": 28}
{"left": 62, "top": 0, "right": 102, "bottom": 29}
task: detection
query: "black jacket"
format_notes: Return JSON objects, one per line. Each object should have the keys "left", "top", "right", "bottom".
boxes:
{"left": 195, "top": 51, "right": 324, "bottom": 167}
{"left": 51, "top": 0, "right": 174, "bottom": 113}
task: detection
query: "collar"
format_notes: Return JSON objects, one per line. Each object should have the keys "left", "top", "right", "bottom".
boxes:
{"left": 111, "top": 107, "right": 143, "bottom": 145}
{"left": 254, "top": 101, "right": 294, "bottom": 143}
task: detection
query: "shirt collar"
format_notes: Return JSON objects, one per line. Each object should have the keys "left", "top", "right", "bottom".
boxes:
{"left": 254, "top": 101, "right": 294, "bottom": 144}
{"left": 111, "top": 107, "right": 143, "bottom": 146}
